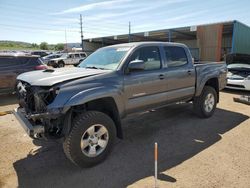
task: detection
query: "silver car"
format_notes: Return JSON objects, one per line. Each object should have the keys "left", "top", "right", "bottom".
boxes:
{"left": 48, "top": 52, "right": 87, "bottom": 68}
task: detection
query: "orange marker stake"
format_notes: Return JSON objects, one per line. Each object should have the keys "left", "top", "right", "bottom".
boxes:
{"left": 154, "top": 142, "right": 158, "bottom": 188}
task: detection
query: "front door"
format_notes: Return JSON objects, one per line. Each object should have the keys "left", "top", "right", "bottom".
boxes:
{"left": 123, "top": 46, "right": 168, "bottom": 113}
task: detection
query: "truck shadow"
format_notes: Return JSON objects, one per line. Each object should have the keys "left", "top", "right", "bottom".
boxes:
{"left": 13, "top": 104, "right": 249, "bottom": 188}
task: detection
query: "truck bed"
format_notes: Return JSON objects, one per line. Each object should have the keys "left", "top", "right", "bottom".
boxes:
{"left": 194, "top": 62, "right": 227, "bottom": 96}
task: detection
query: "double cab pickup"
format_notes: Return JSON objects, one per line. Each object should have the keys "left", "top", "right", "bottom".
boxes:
{"left": 14, "top": 42, "right": 227, "bottom": 167}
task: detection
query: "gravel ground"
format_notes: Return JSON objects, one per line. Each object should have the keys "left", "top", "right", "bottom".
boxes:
{"left": 0, "top": 90, "right": 249, "bottom": 188}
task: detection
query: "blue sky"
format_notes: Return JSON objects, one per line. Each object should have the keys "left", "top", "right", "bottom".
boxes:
{"left": 0, "top": 0, "right": 250, "bottom": 44}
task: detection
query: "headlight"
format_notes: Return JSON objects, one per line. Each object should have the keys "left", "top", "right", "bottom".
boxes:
{"left": 227, "top": 72, "right": 233, "bottom": 77}
{"left": 49, "top": 87, "right": 60, "bottom": 95}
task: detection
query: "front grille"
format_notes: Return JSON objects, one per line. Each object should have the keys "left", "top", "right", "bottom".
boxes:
{"left": 228, "top": 77, "right": 244, "bottom": 80}
{"left": 227, "top": 84, "right": 245, "bottom": 88}
{"left": 16, "top": 81, "right": 57, "bottom": 113}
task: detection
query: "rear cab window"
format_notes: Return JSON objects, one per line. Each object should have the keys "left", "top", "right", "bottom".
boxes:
{"left": 164, "top": 46, "right": 188, "bottom": 67}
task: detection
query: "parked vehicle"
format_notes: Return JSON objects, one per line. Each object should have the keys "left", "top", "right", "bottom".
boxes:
{"left": 77, "top": 56, "right": 88, "bottom": 67}
{"left": 14, "top": 42, "right": 227, "bottom": 167}
{"left": 0, "top": 54, "right": 47, "bottom": 94}
{"left": 42, "top": 53, "right": 62, "bottom": 64}
{"left": 48, "top": 52, "right": 87, "bottom": 68}
{"left": 226, "top": 54, "right": 250, "bottom": 91}
{"left": 31, "top": 51, "right": 50, "bottom": 57}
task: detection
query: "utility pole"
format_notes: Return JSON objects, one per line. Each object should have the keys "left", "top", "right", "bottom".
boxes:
{"left": 80, "top": 14, "right": 84, "bottom": 51}
{"left": 128, "top": 21, "right": 131, "bottom": 43}
{"left": 65, "top": 29, "right": 68, "bottom": 52}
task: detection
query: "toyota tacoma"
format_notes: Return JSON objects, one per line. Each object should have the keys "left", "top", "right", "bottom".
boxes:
{"left": 14, "top": 42, "right": 227, "bottom": 167}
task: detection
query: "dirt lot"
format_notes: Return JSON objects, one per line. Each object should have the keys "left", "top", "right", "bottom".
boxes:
{"left": 0, "top": 90, "right": 249, "bottom": 188}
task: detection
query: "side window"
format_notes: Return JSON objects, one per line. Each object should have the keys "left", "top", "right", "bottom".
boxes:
{"left": 164, "top": 46, "right": 188, "bottom": 67}
{"left": 75, "top": 54, "right": 80, "bottom": 58}
{"left": 130, "top": 46, "right": 161, "bottom": 71}
{"left": 68, "top": 54, "right": 73, "bottom": 58}
{"left": 80, "top": 53, "right": 86, "bottom": 58}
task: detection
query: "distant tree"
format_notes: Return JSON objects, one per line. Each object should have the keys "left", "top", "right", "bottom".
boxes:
{"left": 31, "top": 43, "right": 38, "bottom": 48}
{"left": 55, "top": 43, "right": 64, "bottom": 51}
{"left": 40, "top": 42, "right": 48, "bottom": 50}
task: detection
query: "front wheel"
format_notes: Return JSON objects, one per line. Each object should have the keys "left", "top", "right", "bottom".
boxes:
{"left": 63, "top": 111, "right": 116, "bottom": 167}
{"left": 58, "top": 61, "right": 65, "bottom": 68}
{"left": 193, "top": 86, "right": 217, "bottom": 118}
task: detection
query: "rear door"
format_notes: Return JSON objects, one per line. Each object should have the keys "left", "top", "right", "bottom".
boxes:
{"left": 74, "top": 53, "right": 81, "bottom": 64}
{"left": 123, "top": 46, "right": 168, "bottom": 113}
{"left": 163, "top": 46, "right": 195, "bottom": 102}
{"left": 65, "top": 54, "right": 74, "bottom": 64}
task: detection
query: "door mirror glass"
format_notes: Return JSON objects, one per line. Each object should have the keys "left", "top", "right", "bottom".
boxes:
{"left": 128, "top": 60, "right": 145, "bottom": 71}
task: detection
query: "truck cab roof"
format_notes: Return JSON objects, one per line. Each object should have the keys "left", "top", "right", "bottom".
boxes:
{"left": 106, "top": 41, "right": 188, "bottom": 49}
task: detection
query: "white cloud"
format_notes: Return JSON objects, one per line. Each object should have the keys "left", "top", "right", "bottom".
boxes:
{"left": 84, "top": 0, "right": 190, "bottom": 22}
{"left": 54, "top": 0, "right": 133, "bottom": 14}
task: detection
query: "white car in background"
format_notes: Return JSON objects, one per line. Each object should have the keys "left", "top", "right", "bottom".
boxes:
{"left": 226, "top": 61, "right": 250, "bottom": 91}
{"left": 42, "top": 53, "right": 62, "bottom": 64}
{"left": 48, "top": 52, "right": 87, "bottom": 68}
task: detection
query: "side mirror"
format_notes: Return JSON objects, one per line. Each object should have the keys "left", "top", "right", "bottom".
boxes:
{"left": 128, "top": 60, "right": 145, "bottom": 72}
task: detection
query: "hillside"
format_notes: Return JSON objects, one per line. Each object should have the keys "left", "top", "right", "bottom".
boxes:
{"left": 0, "top": 41, "right": 80, "bottom": 51}
{"left": 0, "top": 41, "right": 40, "bottom": 50}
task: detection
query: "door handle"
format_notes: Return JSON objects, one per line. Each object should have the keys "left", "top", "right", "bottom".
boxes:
{"left": 187, "top": 70, "right": 192, "bottom": 75}
{"left": 159, "top": 74, "right": 165, "bottom": 80}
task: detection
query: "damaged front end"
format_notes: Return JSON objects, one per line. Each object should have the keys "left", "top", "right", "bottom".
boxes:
{"left": 15, "top": 81, "right": 65, "bottom": 139}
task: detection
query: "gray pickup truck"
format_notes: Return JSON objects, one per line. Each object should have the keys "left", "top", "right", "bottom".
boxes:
{"left": 14, "top": 42, "right": 227, "bottom": 167}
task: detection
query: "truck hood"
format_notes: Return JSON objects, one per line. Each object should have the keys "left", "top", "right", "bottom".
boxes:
{"left": 17, "top": 67, "right": 110, "bottom": 86}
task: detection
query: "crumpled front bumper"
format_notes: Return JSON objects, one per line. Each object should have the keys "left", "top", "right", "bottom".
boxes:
{"left": 13, "top": 108, "right": 45, "bottom": 138}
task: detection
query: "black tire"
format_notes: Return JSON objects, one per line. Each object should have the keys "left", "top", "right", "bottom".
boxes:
{"left": 193, "top": 86, "right": 217, "bottom": 118}
{"left": 58, "top": 61, "right": 65, "bottom": 68}
{"left": 63, "top": 111, "right": 116, "bottom": 167}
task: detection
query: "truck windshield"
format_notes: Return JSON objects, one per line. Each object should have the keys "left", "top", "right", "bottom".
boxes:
{"left": 79, "top": 47, "right": 130, "bottom": 70}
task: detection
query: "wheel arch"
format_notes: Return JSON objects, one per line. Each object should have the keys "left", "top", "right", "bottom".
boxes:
{"left": 204, "top": 78, "right": 219, "bottom": 102}
{"left": 196, "top": 77, "right": 219, "bottom": 102}
{"left": 63, "top": 96, "right": 123, "bottom": 139}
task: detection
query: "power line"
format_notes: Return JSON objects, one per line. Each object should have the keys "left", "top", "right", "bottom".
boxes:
{"left": 0, "top": 5, "right": 129, "bottom": 27}
{"left": 0, "top": 14, "right": 128, "bottom": 32}
{"left": 0, "top": 14, "right": 129, "bottom": 32}
{"left": 0, "top": 24, "right": 118, "bottom": 37}
{"left": 0, "top": 4, "right": 127, "bottom": 26}
{"left": 0, "top": 23, "right": 79, "bottom": 33}
{"left": 0, "top": 16, "right": 79, "bottom": 28}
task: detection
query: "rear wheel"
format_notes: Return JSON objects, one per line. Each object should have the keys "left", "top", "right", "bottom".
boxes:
{"left": 193, "top": 86, "right": 217, "bottom": 118}
{"left": 63, "top": 111, "right": 116, "bottom": 167}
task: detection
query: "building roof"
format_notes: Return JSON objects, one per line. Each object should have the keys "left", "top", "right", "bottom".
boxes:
{"left": 84, "top": 20, "right": 236, "bottom": 45}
